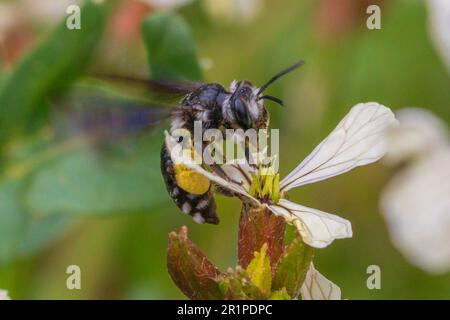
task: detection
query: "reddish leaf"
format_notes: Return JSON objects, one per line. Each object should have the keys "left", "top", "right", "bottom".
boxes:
{"left": 238, "top": 205, "right": 286, "bottom": 273}
{"left": 167, "top": 226, "right": 223, "bottom": 299}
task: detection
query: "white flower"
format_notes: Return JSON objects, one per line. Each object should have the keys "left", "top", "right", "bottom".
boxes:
{"left": 0, "top": 289, "right": 10, "bottom": 300}
{"left": 0, "top": 0, "right": 82, "bottom": 39}
{"left": 141, "top": 0, "right": 263, "bottom": 24}
{"left": 203, "top": 0, "right": 263, "bottom": 25}
{"left": 381, "top": 108, "right": 450, "bottom": 274}
{"left": 138, "top": 0, "right": 194, "bottom": 10}
{"left": 300, "top": 264, "right": 341, "bottom": 300}
{"left": 383, "top": 108, "right": 448, "bottom": 165}
{"left": 21, "top": 0, "right": 82, "bottom": 25}
{"left": 167, "top": 102, "right": 398, "bottom": 248}
{"left": 382, "top": 150, "right": 450, "bottom": 274}
{"left": 427, "top": 0, "right": 450, "bottom": 71}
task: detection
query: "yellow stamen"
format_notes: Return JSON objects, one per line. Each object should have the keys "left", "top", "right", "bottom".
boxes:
{"left": 248, "top": 165, "right": 280, "bottom": 203}
{"left": 261, "top": 174, "right": 273, "bottom": 196}
{"left": 272, "top": 174, "right": 280, "bottom": 203}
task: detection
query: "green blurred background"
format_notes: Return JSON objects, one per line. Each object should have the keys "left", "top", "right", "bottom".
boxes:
{"left": 0, "top": 0, "right": 449, "bottom": 299}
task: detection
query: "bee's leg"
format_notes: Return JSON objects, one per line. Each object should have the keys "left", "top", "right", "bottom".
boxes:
{"left": 160, "top": 144, "right": 219, "bottom": 224}
{"left": 214, "top": 184, "right": 235, "bottom": 197}
{"left": 208, "top": 164, "right": 240, "bottom": 197}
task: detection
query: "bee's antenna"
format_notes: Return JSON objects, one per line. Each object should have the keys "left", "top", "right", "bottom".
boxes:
{"left": 257, "top": 60, "right": 305, "bottom": 96}
{"left": 258, "top": 95, "right": 284, "bottom": 106}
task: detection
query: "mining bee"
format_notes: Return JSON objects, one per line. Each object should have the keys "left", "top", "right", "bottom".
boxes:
{"left": 59, "top": 61, "right": 304, "bottom": 224}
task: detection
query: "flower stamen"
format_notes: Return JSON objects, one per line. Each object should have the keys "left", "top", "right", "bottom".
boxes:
{"left": 249, "top": 166, "right": 280, "bottom": 203}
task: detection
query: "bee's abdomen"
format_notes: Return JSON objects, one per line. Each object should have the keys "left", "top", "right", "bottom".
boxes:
{"left": 160, "top": 144, "right": 219, "bottom": 224}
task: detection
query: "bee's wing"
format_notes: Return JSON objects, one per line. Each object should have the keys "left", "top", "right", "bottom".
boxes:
{"left": 53, "top": 85, "right": 175, "bottom": 141}
{"left": 91, "top": 74, "right": 204, "bottom": 102}
{"left": 280, "top": 102, "right": 398, "bottom": 192}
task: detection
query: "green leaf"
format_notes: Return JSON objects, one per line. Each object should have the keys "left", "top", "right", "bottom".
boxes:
{"left": 2, "top": 86, "right": 168, "bottom": 219}
{"left": 272, "top": 238, "right": 314, "bottom": 299}
{"left": 0, "top": 176, "right": 72, "bottom": 264}
{"left": 246, "top": 243, "right": 272, "bottom": 296}
{"left": 0, "top": 0, "right": 108, "bottom": 144}
{"left": 0, "top": 129, "right": 73, "bottom": 263}
{"left": 141, "top": 12, "right": 202, "bottom": 81}
{"left": 269, "top": 287, "right": 291, "bottom": 300}
{"left": 0, "top": 179, "right": 27, "bottom": 264}
{"left": 19, "top": 214, "right": 74, "bottom": 256}
{"left": 25, "top": 132, "right": 167, "bottom": 216}
{"left": 218, "top": 266, "right": 266, "bottom": 300}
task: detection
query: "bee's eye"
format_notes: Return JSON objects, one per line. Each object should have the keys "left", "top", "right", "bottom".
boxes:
{"left": 232, "top": 98, "right": 252, "bottom": 129}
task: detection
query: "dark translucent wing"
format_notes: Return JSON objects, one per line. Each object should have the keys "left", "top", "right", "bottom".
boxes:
{"left": 53, "top": 86, "right": 174, "bottom": 141}
{"left": 91, "top": 74, "right": 204, "bottom": 102}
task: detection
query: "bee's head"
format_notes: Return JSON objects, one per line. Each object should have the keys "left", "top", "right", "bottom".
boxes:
{"left": 224, "top": 60, "right": 305, "bottom": 130}
{"left": 226, "top": 80, "right": 267, "bottom": 130}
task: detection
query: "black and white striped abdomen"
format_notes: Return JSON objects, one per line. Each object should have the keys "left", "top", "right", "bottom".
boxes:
{"left": 160, "top": 143, "right": 219, "bottom": 224}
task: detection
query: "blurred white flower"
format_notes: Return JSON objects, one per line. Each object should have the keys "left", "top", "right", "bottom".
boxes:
{"left": 167, "top": 102, "right": 397, "bottom": 248}
{"left": 21, "top": 0, "right": 82, "bottom": 25}
{"left": 427, "top": 0, "right": 450, "bottom": 71}
{"left": 301, "top": 264, "right": 341, "bottom": 300}
{"left": 203, "top": 0, "right": 263, "bottom": 25}
{"left": 0, "top": 289, "right": 10, "bottom": 300}
{"left": 381, "top": 108, "right": 450, "bottom": 274}
{"left": 138, "top": 0, "right": 194, "bottom": 10}
{"left": 0, "top": 0, "right": 81, "bottom": 38}
{"left": 140, "top": 0, "right": 263, "bottom": 24}
{"left": 383, "top": 108, "right": 448, "bottom": 165}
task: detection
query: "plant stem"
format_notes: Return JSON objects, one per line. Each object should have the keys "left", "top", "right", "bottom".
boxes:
{"left": 238, "top": 204, "right": 286, "bottom": 273}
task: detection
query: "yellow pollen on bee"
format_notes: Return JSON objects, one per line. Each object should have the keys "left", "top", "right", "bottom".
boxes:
{"left": 174, "top": 164, "right": 210, "bottom": 195}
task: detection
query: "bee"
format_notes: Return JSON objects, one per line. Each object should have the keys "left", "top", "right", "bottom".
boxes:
{"left": 59, "top": 61, "right": 304, "bottom": 225}
{"left": 161, "top": 61, "right": 304, "bottom": 225}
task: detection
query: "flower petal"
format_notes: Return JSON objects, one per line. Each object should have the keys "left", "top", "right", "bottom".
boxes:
{"left": 280, "top": 102, "right": 398, "bottom": 192}
{"left": 427, "top": 0, "right": 450, "bottom": 72}
{"left": 383, "top": 108, "right": 449, "bottom": 164}
{"left": 268, "top": 199, "right": 352, "bottom": 248}
{"left": 139, "top": 0, "right": 194, "bottom": 10}
{"left": 165, "top": 131, "right": 259, "bottom": 204}
{"left": 213, "top": 160, "right": 255, "bottom": 191}
{"left": 300, "top": 264, "right": 341, "bottom": 300}
{"left": 381, "top": 149, "right": 450, "bottom": 274}
{"left": 0, "top": 289, "right": 10, "bottom": 300}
